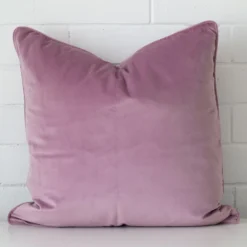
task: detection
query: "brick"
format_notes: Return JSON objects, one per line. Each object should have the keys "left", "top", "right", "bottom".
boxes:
{"left": 0, "top": 106, "right": 26, "bottom": 144}
{"left": 222, "top": 145, "right": 247, "bottom": 183}
{"left": 0, "top": 26, "right": 19, "bottom": 65}
{"left": 216, "top": 65, "right": 247, "bottom": 103}
{"left": 0, "top": 0, "right": 34, "bottom": 24}
{"left": 236, "top": 186, "right": 247, "bottom": 218}
{"left": 0, "top": 67, "right": 23, "bottom": 105}
{"left": 0, "top": 145, "right": 29, "bottom": 184}
{"left": 70, "top": 25, "right": 186, "bottom": 63}
{"left": 232, "top": 26, "right": 247, "bottom": 62}
{"left": 219, "top": 106, "right": 231, "bottom": 144}
{"left": 34, "top": 0, "right": 149, "bottom": 24}
{"left": 233, "top": 105, "right": 247, "bottom": 143}
{"left": 0, "top": 187, "right": 31, "bottom": 221}
{"left": 152, "top": 0, "right": 247, "bottom": 23}
{"left": 217, "top": 26, "right": 232, "bottom": 63}
{"left": 36, "top": 25, "right": 69, "bottom": 43}
{"left": 221, "top": 185, "right": 235, "bottom": 207}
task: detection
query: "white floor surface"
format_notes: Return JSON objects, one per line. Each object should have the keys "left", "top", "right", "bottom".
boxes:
{"left": 0, "top": 220, "right": 246, "bottom": 247}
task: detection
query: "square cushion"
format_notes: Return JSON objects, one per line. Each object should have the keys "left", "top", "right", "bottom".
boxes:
{"left": 9, "top": 21, "right": 239, "bottom": 227}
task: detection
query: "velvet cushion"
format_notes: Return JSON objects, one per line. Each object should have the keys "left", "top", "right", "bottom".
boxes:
{"left": 9, "top": 21, "right": 239, "bottom": 227}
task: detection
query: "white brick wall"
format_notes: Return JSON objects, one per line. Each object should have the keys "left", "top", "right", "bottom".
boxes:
{"left": 0, "top": 0, "right": 247, "bottom": 220}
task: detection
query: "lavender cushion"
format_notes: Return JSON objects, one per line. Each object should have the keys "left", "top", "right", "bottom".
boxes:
{"left": 9, "top": 21, "right": 239, "bottom": 227}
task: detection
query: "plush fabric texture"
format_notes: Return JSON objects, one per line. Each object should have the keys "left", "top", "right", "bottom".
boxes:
{"left": 9, "top": 21, "right": 239, "bottom": 227}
